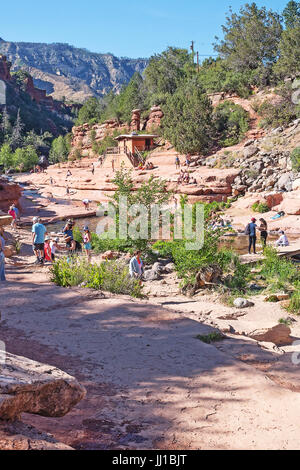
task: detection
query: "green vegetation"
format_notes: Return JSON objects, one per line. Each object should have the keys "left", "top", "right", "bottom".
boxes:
{"left": 50, "top": 257, "right": 143, "bottom": 298}
{"left": 259, "top": 247, "right": 300, "bottom": 293}
{"left": 196, "top": 332, "right": 224, "bottom": 344}
{"left": 214, "top": 101, "right": 250, "bottom": 146}
{"left": 0, "top": 143, "right": 39, "bottom": 171}
{"left": 286, "top": 283, "right": 300, "bottom": 313}
{"left": 251, "top": 202, "right": 270, "bottom": 213}
{"left": 291, "top": 147, "right": 300, "bottom": 171}
{"left": 49, "top": 134, "right": 72, "bottom": 163}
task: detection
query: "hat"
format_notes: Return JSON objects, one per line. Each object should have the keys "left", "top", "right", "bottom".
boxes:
{"left": 83, "top": 226, "right": 89, "bottom": 231}
{"left": 45, "top": 236, "right": 50, "bottom": 241}
{"left": 33, "top": 217, "right": 39, "bottom": 223}
{"left": 251, "top": 218, "right": 257, "bottom": 222}
{"left": 55, "top": 237, "right": 59, "bottom": 242}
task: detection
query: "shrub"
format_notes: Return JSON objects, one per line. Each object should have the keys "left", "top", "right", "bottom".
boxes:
{"left": 259, "top": 247, "right": 299, "bottom": 292}
{"left": 50, "top": 257, "right": 143, "bottom": 298}
{"left": 196, "top": 332, "right": 224, "bottom": 344}
{"left": 286, "top": 283, "right": 300, "bottom": 314}
{"left": 252, "top": 202, "right": 269, "bottom": 213}
{"left": 291, "top": 147, "right": 300, "bottom": 172}
{"left": 214, "top": 101, "right": 250, "bottom": 147}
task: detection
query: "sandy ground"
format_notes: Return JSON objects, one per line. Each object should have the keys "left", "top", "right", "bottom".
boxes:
{"left": 1, "top": 224, "right": 300, "bottom": 450}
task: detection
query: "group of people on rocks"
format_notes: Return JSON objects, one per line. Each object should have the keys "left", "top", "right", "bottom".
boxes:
{"left": 175, "top": 154, "right": 192, "bottom": 170}
{"left": 177, "top": 170, "right": 197, "bottom": 186}
{"left": 138, "top": 161, "right": 154, "bottom": 171}
{"left": 245, "top": 217, "right": 289, "bottom": 255}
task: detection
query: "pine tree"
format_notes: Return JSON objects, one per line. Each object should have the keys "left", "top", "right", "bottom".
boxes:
{"left": 1, "top": 107, "right": 12, "bottom": 142}
{"left": 11, "top": 109, "right": 24, "bottom": 150}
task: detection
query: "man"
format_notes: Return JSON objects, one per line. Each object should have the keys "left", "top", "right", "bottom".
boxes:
{"left": 246, "top": 217, "right": 257, "bottom": 255}
{"left": 32, "top": 217, "right": 47, "bottom": 265}
{"left": 129, "top": 251, "right": 144, "bottom": 281}
{"left": 175, "top": 156, "right": 181, "bottom": 170}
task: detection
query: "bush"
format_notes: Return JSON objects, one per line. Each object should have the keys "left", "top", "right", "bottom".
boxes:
{"left": 252, "top": 202, "right": 269, "bottom": 213}
{"left": 291, "top": 147, "right": 300, "bottom": 172}
{"left": 286, "top": 283, "right": 300, "bottom": 314}
{"left": 214, "top": 101, "right": 250, "bottom": 147}
{"left": 259, "top": 247, "right": 299, "bottom": 292}
{"left": 50, "top": 257, "right": 143, "bottom": 298}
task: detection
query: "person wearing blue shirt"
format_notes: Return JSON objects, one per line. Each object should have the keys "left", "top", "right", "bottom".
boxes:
{"left": 32, "top": 217, "right": 47, "bottom": 264}
{"left": 0, "top": 232, "right": 6, "bottom": 281}
{"left": 248, "top": 217, "right": 257, "bottom": 254}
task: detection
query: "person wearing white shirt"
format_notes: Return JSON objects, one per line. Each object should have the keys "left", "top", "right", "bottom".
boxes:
{"left": 275, "top": 231, "right": 289, "bottom": 247}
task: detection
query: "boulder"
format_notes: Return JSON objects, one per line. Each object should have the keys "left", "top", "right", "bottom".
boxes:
{"left": 164, "top": 263, "right": 176, "bottom": 273}
{"left": 249, "top": 324, "right": 292, "bottom": 346}
{"left": 144, "top": 269, "right": 161, "bottom": 281}
{"left": 292, "top": 178, "right": 300, "bottom": 191}
{"left": 0, "top": 353, "right": 86, "bottom": 421}
{"left": 243, "top": 146, "right": 259, "bottom": 159}
{"left": 276, "top": 172, "right": 294, "bottom": 191}
{"left": 233, "top": 298, "right": 255, "bottom": 309}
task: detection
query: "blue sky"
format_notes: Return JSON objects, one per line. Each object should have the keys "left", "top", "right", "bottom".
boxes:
{"left": 1, "top": 0, "right": 288, "bottom": 58}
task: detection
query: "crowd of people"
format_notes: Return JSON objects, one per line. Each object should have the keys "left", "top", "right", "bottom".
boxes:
{"left": 177, "top": 170, "right": 197, "bottom": 185}
{"left": 245, "top": 217, "right": 289, "bottom": 255}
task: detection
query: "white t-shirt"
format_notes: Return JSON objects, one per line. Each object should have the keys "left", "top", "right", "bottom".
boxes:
{"left": 50, "top": 241, "right": 57, "bottom": 254}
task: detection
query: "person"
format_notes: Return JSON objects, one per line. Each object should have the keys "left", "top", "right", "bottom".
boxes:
{"left": 8, "top": 206, "right": 17, "bottom": 230}
{"left": 50, "top": 237, "right": 60, "bottom": 262}
{"left": 276, "top": 231, "right": 290, "bottom": 247}
{"left": 83, "top": 226, "right": 92, "bottom": 263}
{"left": 91, "top": 164, "right": 95, "bottom": 175}
{"left": 66, "top": 170, "right": 72, "bottom": 179}
{"left": 50, "top": 177, "right": 54, "bottom": 185}
{"left": 83, "top": 199, "right": 90, "bottom": 211}
{"left": 44, "top": 237, "right": 52, "bottom": 262}
{"left": 245, "top": 217, "right": 257, "bottom": 254}
{"left": 32, "top": 217, "right": 47, "bottom": 264}
{"left": 0, "top": 231, "right": 6, "bottom": 281}
{"left": 185, "top": 154, "right": 191, "bottom": 167}
{"left": 63, "top": 220, "right": 76, "bottom": 253}
{"left": 258, "top": 218, "right": 268, "bottom": 247}
{"left": 12, "top": 203, "right": 20, "bottom": 223}
{"left": 66, "top": 185, "right": 70, "bottom": 195}
{"left": 175, "top": 156, "right": 181, "bottom": 170}
{"left": 129, "top": 251, "right": 144, "bottom": 281}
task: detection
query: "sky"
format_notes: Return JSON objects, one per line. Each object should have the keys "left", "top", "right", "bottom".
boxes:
{"left": 1, "top": 0, "right": 289, "bottom": 59}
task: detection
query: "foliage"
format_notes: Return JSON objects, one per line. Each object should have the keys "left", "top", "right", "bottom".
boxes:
{"left": 251, "top": 202, "right": 269, "bottom": 213}
{"left": 291, "top": 147, "right": 300, "bottom": 171}
{"left": 258, "top": 83, "right": 299, "bottom": 128}
{"left": 286, "top": 282, "right": 300, "bottom": 313}
{"left": 49, "top": 134, "right": 71, "bottom": 163}
{"left": 214, "top": 101, "right": 250, "bottom": 146}
{"left": 50, "top": 257, "right": 143, "bottom": 298}
{"left": 0, "top": 142, "right": 38, "bottom": 171}
{"left": 214, "top": 3, "right": 282, "bottom": 73}
{"left": 275, "top": 22, "right": 300, "bottom": 78}
{"left": 196, "top": 332, "right": 224, "bottom": 344}
{"left": 75, "top": 97, "right": 105, "bottom": 125}
{"left": 162, "top": 77, "right": 215, "bottom": 154}
{"left": 283, "top": 1, "right": 300, "bottom": 28}
{"left": 259, "top": 247, "right": 300, "bottom": 292}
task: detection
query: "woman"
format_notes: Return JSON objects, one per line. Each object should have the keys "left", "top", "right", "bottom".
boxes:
{"left": 83, "top": 226, "right": 92, "bottom": 263}
{"left": 44, "top": 237, "right": 52, "bottom": 262}
{"left": 0, "top": 233, "right": 6, "bottom": 281}
{"left": 258, "top": 218, "right": 268, "bottom": 247}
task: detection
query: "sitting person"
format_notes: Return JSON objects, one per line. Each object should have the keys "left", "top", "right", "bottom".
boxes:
{"left": 275, "top": 231, "right": 290, "bottom": 247}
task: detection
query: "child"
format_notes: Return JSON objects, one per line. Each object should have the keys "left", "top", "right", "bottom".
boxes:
{"left": 44, "top": 237, "right": 52, "bottom": 262}
{"left": 8, "top": 206, "right": 17, "bottom": 230}
{"left": 50, "top": 237, "right": 60, "bottom": 262}
{"left": 83, "top": 226, "right": 92, "bottom": 263}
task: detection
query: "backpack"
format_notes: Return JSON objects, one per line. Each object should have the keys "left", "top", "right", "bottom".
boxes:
{"left": 245, "top": 224, "right": 250, "bottom": 236}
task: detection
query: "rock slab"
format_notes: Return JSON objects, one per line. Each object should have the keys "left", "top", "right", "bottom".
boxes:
{"left": 0, "top": 353, "right": 86, "bottom": 421}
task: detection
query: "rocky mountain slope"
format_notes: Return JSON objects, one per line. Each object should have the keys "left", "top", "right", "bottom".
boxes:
{"left": 0, "top": 39, "right": 148, "bottom": 102}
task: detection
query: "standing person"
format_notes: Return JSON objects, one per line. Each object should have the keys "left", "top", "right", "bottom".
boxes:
{"left": 0, "top": 231, "right": 6, "bottom": 281}
{"left": 8, "top": 206, "right": 17, "bottom": 230}
{"left": 258, "top": 218, "right": 268, "bottom": 247}
{"left": 66, "top": 185, "right": 70, "bottom": 196}
{"left": 63, "top": 220, "right": 76, "bottom": 253}
{"left": 186, "top": 154, "right": 191, "bottom": 167}
{"left": 129, "top": 251, "right": 144, "bottom": 282}
{"left": 91, "top": 163, "right": 95, "bottom": 175}
{"left": 12, "top": 203, "right": 20, "bottom": 223}
{"left": 32, "top": 217, "right": 47, "bottom": 264}
{"left": 175, "top": 156, "right": 181, "bottom": 170}
{"left": 50, "top": 237, "right": 60, "bottom": 262}
{"left": 83, "top": 226, "right": 92, "bottom": 263}
{"left": 245, "top": 217, "right": 257, "bottom": 255}
{"left": 44, "top": 237, "right": 52, "bottom": 262}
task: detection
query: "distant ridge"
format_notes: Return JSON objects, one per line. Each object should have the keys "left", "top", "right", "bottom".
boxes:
{"left": 0, "top": 40, "right": 148, "bottom": 103}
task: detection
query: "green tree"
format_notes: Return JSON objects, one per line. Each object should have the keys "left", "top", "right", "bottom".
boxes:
{"left": 275, "top": 22, "right": 300, "bottom": 77}
{"left": 1, "top": 107, "right": 12, "bottom": 142}
{"left": 162, "top": 78, "right": 215, "bottom": 154}
{"left": 283, "top": 1, "right": 300, "bottom": 28}
{"left": 13, "top": 146, "right": 39, "bottom": 171}
{"left": 75, "top": 97, "right": 104, "bottom": 125}
{"left": 214, "top": 3, "right": 282, "bottom": 72}
{"left": 0, "top": 143, "right": 13, "bottom": 169}
{"left": 11, "top": 109, "right": 24, "bottom": 151}
{"left": 49, "top": 135, "right": 71, "bottom": 163}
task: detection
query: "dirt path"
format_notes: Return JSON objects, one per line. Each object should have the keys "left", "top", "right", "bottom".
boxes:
{"left": 2, "top": 249, "right": 300, "bottom": 449}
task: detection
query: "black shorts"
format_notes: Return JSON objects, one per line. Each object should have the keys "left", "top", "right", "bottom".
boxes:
{"left": 34, "top": 243, "right": 44, "bottom": 251}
